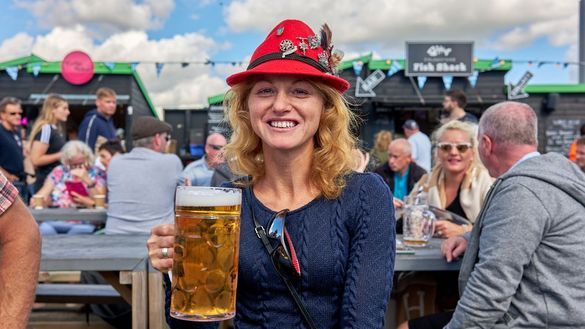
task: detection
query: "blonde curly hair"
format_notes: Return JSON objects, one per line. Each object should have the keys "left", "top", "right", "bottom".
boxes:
{"left": 223, "top": 78, "right": 359, "bottom": 199}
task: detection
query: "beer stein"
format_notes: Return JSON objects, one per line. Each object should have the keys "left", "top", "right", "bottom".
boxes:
{"left": 402, "top": 195, "right": 436, "bottom": 247}
{"left": 171, "top": 186, "right": 242, "bottom": 321}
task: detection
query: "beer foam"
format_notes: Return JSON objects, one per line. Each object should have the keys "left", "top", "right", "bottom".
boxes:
{"left": 176, "top": 187, "right": 241, "bottom": 207}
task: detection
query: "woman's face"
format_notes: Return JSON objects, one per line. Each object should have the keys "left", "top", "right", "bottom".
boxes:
{"left": 53, "top": 101, "right": 70, "bottom": 122}
{"left": 247, "top": 75, "right": 325, "bottom": 153}
{"left": 437, "top": 129, "right": 474, "bottom": 175}
{"left": 98, "top": 149, "right": 113, "bottom": 169}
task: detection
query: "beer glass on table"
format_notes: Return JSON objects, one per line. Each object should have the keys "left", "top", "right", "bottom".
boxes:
{"left": 402, "top": 194, "right": 436, "bottom": 247}
{"left": 171, "top": 186, "right": 242, "bottom": 321}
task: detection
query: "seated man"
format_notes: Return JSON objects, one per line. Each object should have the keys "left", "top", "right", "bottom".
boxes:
{"left": 374, "top": 138, "right": 426, "bottom": 203}
{"left": 105, "top": 116, "right": 182, "bottom": 235}
{"left": 402, "top": 101, "right": 585, "bottom": 329}
{"left": 180, "top": 133, "right": 226, "bottom": 187}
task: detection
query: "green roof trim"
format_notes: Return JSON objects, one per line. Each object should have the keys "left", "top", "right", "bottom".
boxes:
{"left": 25, "top": 61, "right": 136, "bottom": 75}
{"left": 0, "top": 54, "right": 45, "bottom": 70}
{"left": 131, "top": 71, "right": 158, "bottom": 118}
{"left": 524, "top": 84, "right": 585, "bottom": 94}
{"left": 368, "top": 59, "right": 405, "bottom": 70}
{"left": 338, "top": 53, "right": 373, "bottom": 71}
{"left": 0, "top": 54, "right": 156, "bottom": 116}
{"left": 473, "top": 59, "right": 512, "bottom": 71}
{"left": 337, "top": 57, "right": 512, "bottom": 72}
{"left": 208, "top": 93, "right": 226, "bottom": 105}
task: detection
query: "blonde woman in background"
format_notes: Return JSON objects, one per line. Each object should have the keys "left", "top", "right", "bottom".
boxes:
{"left": 29, "top": 94, "right": 69, "bottom": 193}
{"left": 369, "top": 130, "right": 392, "bottom": 167}
{"left": 410, "top": 120, "right": 493, "bottom": 238}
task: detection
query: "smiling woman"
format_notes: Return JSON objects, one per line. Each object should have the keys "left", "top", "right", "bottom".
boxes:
{"left": 147, "top": 19, "right": 396, "bottom": 329}
{"left": 409, "top": 120, "right": 494, "bottom": 238}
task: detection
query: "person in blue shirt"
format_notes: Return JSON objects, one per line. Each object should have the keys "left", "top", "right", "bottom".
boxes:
{"left": 147, "top": 19, "right": 396, "bottom": 329}
{"left": 180, "top": 133, "right": 227, "bottom": 187}
{"left": 78, "top": 87, "right": 117, "bottom": 151}
{"left": 374, "top": 138, "right": 427, "bottom": 208}
{"left": 0, "top": 97, "right": 25, "bottom": 183}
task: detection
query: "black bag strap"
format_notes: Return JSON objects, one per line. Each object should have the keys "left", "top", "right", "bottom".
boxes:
{"left": 247, "top": 188, "right": 318, "bottom": 329}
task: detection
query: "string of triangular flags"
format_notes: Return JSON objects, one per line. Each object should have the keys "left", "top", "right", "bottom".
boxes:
{"left": 0, "top": 59, "right": 247, "bottom": 80}
{"left": 348, "top": 57, "right": 584, "bottom": 90}
{"left": 1, "top": 57, "right": 583, "bottom": 81}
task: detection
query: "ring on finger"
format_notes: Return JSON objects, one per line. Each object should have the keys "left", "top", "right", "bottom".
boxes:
{"left": 162, "top": 247, "right": 169, "bottom": 259}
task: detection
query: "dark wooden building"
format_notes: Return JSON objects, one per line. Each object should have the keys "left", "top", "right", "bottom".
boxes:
{"left": 0, "top": 54, "right": 157, "bottom": 146}
{"left": 206, "top": 55, "right": 585, "bottom": 156}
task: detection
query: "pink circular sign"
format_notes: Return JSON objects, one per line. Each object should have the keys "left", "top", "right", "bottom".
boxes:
{"left": 61, "top": 51, "right": 94, "bottom": 85}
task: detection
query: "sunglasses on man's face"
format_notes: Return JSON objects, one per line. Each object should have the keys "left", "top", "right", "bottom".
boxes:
{"left": 267, "top": 209, "right": 301, "bottom": 278}
{"left": 7, "top": 112, "right": 22, "bottom": 116}
{"left": 437, "top": 142, "right": 472, "bottom": 153}
{"left": 208, "top": 144, "right": 225, "bottom": 151}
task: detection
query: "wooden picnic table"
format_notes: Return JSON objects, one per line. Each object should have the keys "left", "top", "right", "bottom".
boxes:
{"left": 31, "top": 207, "right": 107, "bottom": 222}
{"left": 41, "top": 234, "right": 165, "bottom": 329}
{"left": 39, "top": 233, "right": 457, "bottom": 329}
{"left": 395, "top": 236, "right": 461, "bottom": 271}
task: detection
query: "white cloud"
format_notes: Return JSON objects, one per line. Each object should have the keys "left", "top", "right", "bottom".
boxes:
{"left": 16, "top": 0, "right": 175, "bottom": 34}
{"left": 223, "top": 0, "right": 577, "bottom": 53}
{"left": 0, "top": 33, "right": 35, "bottom": 60}
{"left": 0, "top": 26, "right": 229, "bottom": 108}
{"left": 492, "top": 14, "right": 579, "bottom": 50}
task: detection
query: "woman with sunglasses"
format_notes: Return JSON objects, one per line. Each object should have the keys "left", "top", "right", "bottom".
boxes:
{"left": 409, "top": 120, "right": 493, "bottom": 239}
{"left": 148, "top": 19, "right": 395, "bottom": 329}
{"left": 29, "top": 94, "right": 70, "bottom": 193}
{"left": 33, "top": 141, "right": 106, "bottom": 235}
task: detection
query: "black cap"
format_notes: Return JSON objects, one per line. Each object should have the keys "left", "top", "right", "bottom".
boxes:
{"left": 402, "top": 119, "right": 419, "bottom": 130}
{"left": 131, "top": 116, "right": 172, "bottom": 140}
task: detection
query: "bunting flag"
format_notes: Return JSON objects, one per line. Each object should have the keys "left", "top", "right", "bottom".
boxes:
{"left": 387, "top": 60, "right": 402, "bottom": 77}
{"left": 352, "top": 61, "right": 364, "bottom": 76}
{"left": 417, "top": 76, "right": 427, "bottom": 90}
{"left": 564, "top": 62, "right": 570, "bottom": 69}
{"left": 537, "top": 62, "right": 545, "bottom": 68}
{"left": 442, "top": 75, "right": 453, "bottom": 90}
{"left": 155, "top": 63, "right": 164, "bottom": 77}
{"left": 130, "top": 62, "right": 139, "bottom": 71}
{"left": 31, "top": 63, "right": 41, "bottom": 77}
{"left": 5, "top": 66, "right": 18, "bottom": 80}
{"left": 491, "top": 57, "right": 500, "bottom": 68}
{"left": 468, "top": 70, "right": 479, "bottom": 88}
{"left": 104, "top": 62, "right": 116, "bottom": 71}
{"left": 181, "top": 62, "right": 189, "bottom": 68}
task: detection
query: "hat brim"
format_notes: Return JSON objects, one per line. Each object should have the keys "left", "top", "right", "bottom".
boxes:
{"left": 226, "top": 59, "right": 350, "bottom": 93}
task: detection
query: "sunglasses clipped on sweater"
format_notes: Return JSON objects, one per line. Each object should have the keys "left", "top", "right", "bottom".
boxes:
{"left": 436, "top": 142, "right": 472, "bottom": 153}
{"left": 266, "top": 210, "right": 301, "bottom": 278}
{"left": 248, "top": 189, "right": 316, "bottom": 329}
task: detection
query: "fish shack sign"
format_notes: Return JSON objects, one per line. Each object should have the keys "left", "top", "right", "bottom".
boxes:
{"left": 405, "top": 42, "right": 473, "bottom": 77}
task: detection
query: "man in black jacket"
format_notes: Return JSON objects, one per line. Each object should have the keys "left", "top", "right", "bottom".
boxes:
{"left": 374, "top": 138, "right": 427, "bottom": 202}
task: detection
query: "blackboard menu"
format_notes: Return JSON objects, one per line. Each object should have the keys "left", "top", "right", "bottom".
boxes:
{"left": 545, "top": 118, "right": 582, "bottom": 154}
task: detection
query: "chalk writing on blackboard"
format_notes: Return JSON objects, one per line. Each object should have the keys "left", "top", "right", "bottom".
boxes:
{"left": 545, "top": 119, "right": 582, "bottom": 154}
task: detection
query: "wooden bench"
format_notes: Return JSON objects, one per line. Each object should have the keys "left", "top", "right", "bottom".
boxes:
{"left": 35, "top": 284, "right": 125, "bottom": 304}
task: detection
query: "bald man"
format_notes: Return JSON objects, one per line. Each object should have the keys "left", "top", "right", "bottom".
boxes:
{"left": 373, "top": 138, "right": 427, "bottom": 201}
{"left": 181, "top": 133, "right": 227, "bottom": 186}
{"left": 402, "top": 102, "right": 585, "bottom": 329}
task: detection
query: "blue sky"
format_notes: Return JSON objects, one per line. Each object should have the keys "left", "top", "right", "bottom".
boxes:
{"left": 0, "top": 0, "right": 580, "bottom": 108}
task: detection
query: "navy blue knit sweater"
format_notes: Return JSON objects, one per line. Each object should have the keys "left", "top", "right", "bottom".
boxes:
{"left": 166, "top": 173, "right": 396, "bottom": 329}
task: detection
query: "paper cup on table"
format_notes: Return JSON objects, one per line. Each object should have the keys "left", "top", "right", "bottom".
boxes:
{"left": 32, "top": 195, "right": 44, "bottom": 209}
{"left": 93, "top": 195, "right": 106, "bottom": 208}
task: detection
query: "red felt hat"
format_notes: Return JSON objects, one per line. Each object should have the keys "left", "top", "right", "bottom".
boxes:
{"left": 226, "top": 19, "right": 349, "bottom": 93}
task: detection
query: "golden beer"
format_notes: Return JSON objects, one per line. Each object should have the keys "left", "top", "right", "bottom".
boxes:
{"left": 171, "top": 187, "right": 241, "bottom": 321}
